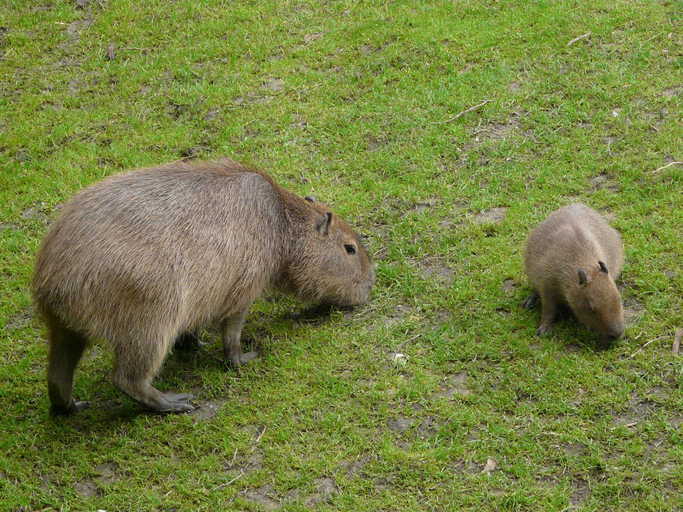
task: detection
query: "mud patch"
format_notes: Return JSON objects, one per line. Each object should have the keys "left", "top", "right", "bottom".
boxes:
{"left": 590, "top": 172, "right": 619, "bottom": 192}
{"left": 0, "top": 222, "right": 19, "bottom": 232}
{"left": 5, "top": 307, "right": 33, "bottom": 331}
{"left": 570, "top": 479, "right": 590, "bottom": 506}
{"left": 623, "top": 297, "right": 645, "bottom": 326}
{"left": 502, "top": 278, "right": 518, "bottom": 295}
{"left": 339, "top": 455, "right": 371, "bottom": 477}
{"left": 243, "top": 485, "right": 280, "bottom": 510}
{"left": 74, "top": 479, "right": 100, "bottom": 497}
{"left": 381, "top": 304, "right": 415, "bottom": 328}
{"left": 614, "top": 395, "right": 655, "bottom": 427}
{"left": 304, "top": 477, "right": 338, "bottom": 507}
{"left": 563, "top": 443, "right": 587, "bottom": 457}
{"left": 21, "top": 202, "right": 50, "bottom": 224}
{"left": 94, "top": 462, "right": 121, "bottom": 486}
{"left": 435, "top": 372, "right": 472, "bottom": 398}
{"left": 411, "top": 199, "right": 438, "bottom": 213}
{"left": 416, "top": 416, "right": 439, "bottom": 438}
{"left": 662, "top": 86, "right": 681, "bottom": 98}
{"left": 387, "top": 417, "right": 413, "bottom": 433}
{"left": 366, "top": 135, "right": 386, "bottom": 152}
{"left": 191, "top": 399, "right": 228, "bottom": 421}
{"left": 417, "top": 259, "right": 454, "bottom": 285}
{"left": 263, "top": 78, "right": 284, "bottom": 91}
{"left": 473, "top": 207, "right": 507, "bottom": 224}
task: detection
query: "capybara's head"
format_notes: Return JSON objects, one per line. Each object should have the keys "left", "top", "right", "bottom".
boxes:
{"left": 571, "top": 261, "right": 624, "bottom": 344}
{"left": 288, "top": 200, "right": 374, "bottom": 307}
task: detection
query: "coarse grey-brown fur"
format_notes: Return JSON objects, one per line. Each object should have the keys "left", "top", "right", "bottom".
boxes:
{"left": 33, "top": 159, "right": 375, "bottom": 415}
{"left": 524, "top": 203, "right": 625, "bottom": 344}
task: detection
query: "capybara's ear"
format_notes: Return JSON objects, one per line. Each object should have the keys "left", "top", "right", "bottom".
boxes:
{"left": 578, "top": 269, "right": 588, "bottom": 286}
{"left": 316, "top": 212, "right": 332, "bottom": 236}
{"left": 305, "top": 196, "right": 316, "bottom": 203}
{"left": 598, "top": 261, "right": 608, "bottom": 274}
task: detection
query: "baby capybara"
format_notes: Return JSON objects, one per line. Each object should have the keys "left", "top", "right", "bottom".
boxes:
{"left": 33, "top": 159, "right": 375, "bottom": 414}
{"left": 524, "top": 203, "right": 625, "bottom": 344}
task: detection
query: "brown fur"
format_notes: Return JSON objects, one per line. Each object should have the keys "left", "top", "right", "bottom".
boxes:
{"left": 33, "top": 159, "right": 375, "bottom": 414}
{"left": 524, "top": 203, "right": 624, "bottom": 344}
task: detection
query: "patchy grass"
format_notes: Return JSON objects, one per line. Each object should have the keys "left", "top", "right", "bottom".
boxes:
{"left": 1, "top": 0, "right": 681, "bottom": 510}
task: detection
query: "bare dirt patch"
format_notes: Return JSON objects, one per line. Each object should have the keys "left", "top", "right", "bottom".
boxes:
{"left": 21, "top": 202, "right": 50, "bottom": 224}
{"left": 366, "top": 135, "right": 386, "bottom": 151}
{"left": 264, "top": 78, "right": 284, "bottom": 92}
{"left": 5, "top": 307, "right": 33, "bottom": 331}
{"left": 614, "top": 395, "right": 655, "bottom": 427}
{"left": 590, "top": 172, "right": 619, "bottom": 192}
{"left": 570, "top": 479, "right": 590, "bottom": 506}
{"left": 339, "top": 455, "right": 371, "bottom": 477}
{"left": 417, "top": 259, "right": 454, "bottom": 285}
{"left": 473, "top": 207, "right": 507, "bottom": 224}
{"left": 74, "top": 479, "right": 100, "bottom": 497}
{"left": 662, "top": 86, "right": 681, "bottom": 98}
{"left": 304, "top": 477, "right": 339, "bottom": 507}
{"left": 562, "top": 443, "right": 587, "bottom": 457}
{"left": 502, "top": 278, "right": 518, "bottom": 295}
{"left": 191, "top": 399, "right": 227, "bottom": 421}
{"left": 94, "top": 462, "right": 121, "bottom": 486}
{"left": 416, "top": 416, "right": 439, "bottom": 439}
{"left": 387, "top": 416, "right": 413, "bottom": 433}
{"left": 243, "top": 484, "right": 280, "bottom": 510}
{"left": 623, "top": 297, "right": 645, "bottom": 326}
{"left": 435, "top": 372, "right": 472, "bottom": 398}
{"left": 381, "top": 304, "right": 415, "bottom": 328}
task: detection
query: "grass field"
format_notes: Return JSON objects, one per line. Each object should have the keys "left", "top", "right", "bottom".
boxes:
{"left": 1, "top": 0, "right": 681, "bottom": 510}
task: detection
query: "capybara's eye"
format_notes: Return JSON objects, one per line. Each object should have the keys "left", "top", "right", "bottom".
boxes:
{"left": 344, "top": 244, "right": 357, "bottom": 255}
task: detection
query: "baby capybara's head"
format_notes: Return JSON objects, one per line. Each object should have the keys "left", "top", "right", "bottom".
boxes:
{"left": 570, "top": 261, "right": 625, "bottom": 344}
{"left": 287, "top": 199, "right": 374, "bottom": 307}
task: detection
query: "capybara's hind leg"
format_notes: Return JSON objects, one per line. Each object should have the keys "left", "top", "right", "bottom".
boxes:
{"left": 47, "top": 319, "right": 90, "bottom": 415}
{"left": 112, "top": 336, "right": 194, "bottom": 413}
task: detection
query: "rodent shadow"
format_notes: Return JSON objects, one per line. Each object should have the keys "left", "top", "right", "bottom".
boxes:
{"left": 522, "top": 295, "right": 616, "bottom": 352}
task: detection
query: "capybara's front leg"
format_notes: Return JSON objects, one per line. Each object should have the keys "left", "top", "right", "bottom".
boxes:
{"left": 222, "top": 309, "right": 257, "bottom": 368}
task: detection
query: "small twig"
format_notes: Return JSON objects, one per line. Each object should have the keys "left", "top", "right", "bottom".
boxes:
{"left": 430, "top": 99, "right": 491, "bottom": 125}
{"left": 630, "top": 335, "right": 667, "bottom": 358}
{"left": 567, "top": 32, "right": 591, "bottom": 46}
{"left": 652, "top": 161, "right": 682, "bottom": 174}
{"left": 211, "top": 471, "right": 243, "bottom": 491}
{"left": 673, "top": 328, "right": 682, "bottom": 356}
{"left": 254, "top": 425, "right": 266, "bottom": 443}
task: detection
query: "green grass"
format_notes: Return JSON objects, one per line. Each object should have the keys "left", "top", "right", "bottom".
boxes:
{"left": 1, "top": 0, "right": 681, "bottom": 510}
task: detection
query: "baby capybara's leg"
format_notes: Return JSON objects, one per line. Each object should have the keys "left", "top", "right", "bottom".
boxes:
{"left": 47, "top": 318, "right": 90, "bottom": 415}
{"left": 112, "top": 336, "right": 194, "bottom": 413}
{"left": 222, "top": 309, "right": 257, "bottom": 367}
{"left": 537, "top": 290, "right": 559, "bottom": 336}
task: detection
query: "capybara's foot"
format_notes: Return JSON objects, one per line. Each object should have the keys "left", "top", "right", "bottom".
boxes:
{"left": 523, "top": 292, "right": 539, "bottom": 310}
{"left": 229, "top": 351, "right": 259, "bottom": 368}
{"left": 536, "top": 324, "right": 553, "bottom": 337}
{"left": 50, "top": 399, "right": 90, "bottom": 416}
{"left": 153, "top": 392, "right": 195, "bottom": 413}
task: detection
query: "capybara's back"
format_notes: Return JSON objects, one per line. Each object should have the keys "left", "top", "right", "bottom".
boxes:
{"left": 34, "top": 159, "right": 374, "bottom": 414}
{"left": 524, "top": 203, "right": 624, "bottom": 344}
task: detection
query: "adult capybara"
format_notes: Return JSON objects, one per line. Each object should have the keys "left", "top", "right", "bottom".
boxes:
{"left": 33, "top": 159, "right": 375, "bottom": 414}
{"left": 524, "top": 203, "right": 624, "bottom": 344}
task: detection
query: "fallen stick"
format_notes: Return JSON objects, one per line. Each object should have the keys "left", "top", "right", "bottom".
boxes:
{"left": 673, "top": 328, "right": 682, "bottom": 356}
{"left": 629, "top": 335, "right": 667, "bottom": 358}
{"left": 567, "top": 32, "right": 591, "bottom": 46}
{"left": 652, "top": 161, "right": 682, "bottom": 174}
{"left": 431, "top": 99, "right": 491, "bottom": 125}
{"left": 211, "top": 471, "right": 243, "bottom": 491}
